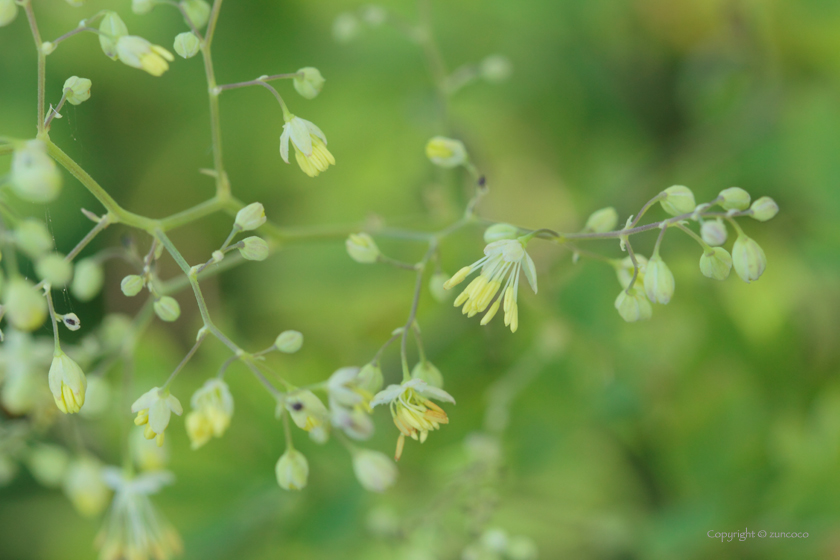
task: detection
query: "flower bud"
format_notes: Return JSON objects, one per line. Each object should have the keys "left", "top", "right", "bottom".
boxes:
{"left": 27, "top": 444, "right": 70, "bottom": 488}
{"left": 286, "top": 390, "right": 328, "bottom": 432}
{"left": 411, "top": 361, "right": 444, "bottom": 388}
{"left": 154, "top": 296, "right": 181, "bottom": 322}
{"left": 425, "top": 136, "right": 468, "bottom": 168}
{"left": 614, "top": 288, "right": 652, "bottom": 322}
{"left": 132, "top": 0, "right": 154, "bottom": 14}
{"left": 15, "top": 218, "right": 54, "bottom": 257}
{"left": 614, "top": 254, "right": 648, "bottom": 289}
{"left": 429, "top": 271, "right": 450, "bottom": 303}
{"left": 63, "top": 456, "right": 110, "bottom": 517}
{"left": 584, "top": 207, "right": 618, "bottom": 233}
{"left": 62, "top": 313, "right": 81, "bottom": 331}
{"left": 71, "top": 258, "right": 104, "bottom": 301}
{"left": 701, "top": 219, "right": 727, "bottom": 246}
{"left": 4, "top": 278, "right": 47, "bottom": 331}
{"left": 275, "top": 330, "right": 303, "bottom": 353}
{"left": 352, "top": 450, "right": 397, "bottom": 493}
{"left": 40, "top": 41, "right": 55, "bottom": 55}
{"left": 180, "top": 0, "right": 210, "bottom": 28}
{"left": 99, "top": 12, "right": 128, "bottom": 60}
{"left": 0, "top": 0, "right": 18, "bottom": 27}
{"left": 116, "top": 36, "right": 174, "bottom": 77}
{"left": 238, "top": 236, "right": 269, "bottom": 261}
{"left": 732, "top": 234, "right": 766, "bottom": 283}
{"left": 10, "top": 140, "right": 62, "bottom": 203}
{"left": 173, "top": 32, "right": 200, "bottom": 59}
{"left": 332, "top": 13, "right": 360, "bottom": 43}
{"left": 356, "top": 362, "right": 383, "bottom": 394}
{"left": 659, "top": 185, "right": 696, "bottom": 216}
{"left": 275, "top": 449, "right": 308, "bottom": 490}
{"left": 346, "top": 233, "right": 380, "bottom": 263}
{"left": 293, "top": 67, "right": 325, "bottom": 100}
{"left": 718, "top": 187, "right": 750, "bottom": 211}
{"left": 699, "top": 247, "right": 732, "bottom": 281}
{"left": 120, "top": 275, "right": 145, "bottom": 297}
{"left": 643, "top": 255, "right": 674, "bottom": 304}
{"left": 483, "top": 223, "right": 519, "bottom": 243}
{"left": 234, "top": 202, "right": 266, "bottom": 231}
{"left": 480, "top": 54, "right": 513, "bottom": 83}
{"left": 49, "top": 351, "right": 87, "bottom": 414}
{"left": 63, "top": 76, "right": 92, "bottom": 105}
{"left": 35, "top": 253, "right": 73, "bottom": 287}
{"left": 750, "top": 196, "right": 779, "bottom": 222}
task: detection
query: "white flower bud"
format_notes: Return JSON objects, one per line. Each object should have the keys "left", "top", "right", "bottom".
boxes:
{"left": 333, "top": 13, "right": 360, "bottom": 43}
{"left": 286, "top": 390, "right": 328, "bottom": 432}
{"left": 480, "top": 54, "right": 513, "bottom": 83}
{"left": 614, "top": 254, "right": 647, "bottom": 289}
{"left": 99, "top": 12, "right": 128, "bottom": 60}
{"left": 718, "top": 187, "right": 750, "bottom": 211}
{"left": 27, "top": 444, "right": 70, "bottom": 488}
{"left": 750, "top": 196, "right": 779, "bottom": 222}
{"left": 234, "top": 202, "right": 266, "bottom": 231}
{"left": 275, "top": 449, "right": 308, "bottom": 490}
{"left": 659, "top": 185, "right": 696, "bottom": 216}
{"left": 63, "top": 456, "right": 111, "bottom": 517}
{"left": 701, "top": 219, "right": 727, "bottom": 246}
{"left": 411, "top": 361, "right": 444, "bottom": 388}
{"left": 154, "top": 296, "right": 181, "bottom": 322}
{"left": 120, "top": 275, "right": 145, "bottom": 297}
{"left": 15, "top": 218, "right": 54, "bottom": 257}
{"left": 274, "top": 330, "right": 303, "bottom": 353}
{"left": 352, "top": 450, "right": 397, "bottom": 493}
{"left": 71, "top": 258, "right": 104, "bottom": 301}
{"left": 180, "top": 0, "right": 210, "bottom": 28}
{"left": 425, "top": 136, "right": 468, "bottom": 168}
{"left": 643, "top": 255, "right": 675, "bottom": 304}
{"left": 584, "top": 207, "right": 618, "bottom": 233}
{"left": 49, "top": 351, "right": 87, "bottom": 414}
{"left": 346, "top": 233, "right": 380, "bottom": 263}
{"left": 238, "top": 236, "right": 269, "bottom": 261}
{"left": 35, "top": 253, "right": 73, "bottom": 287}
{"left": 293, "top": 67, "right": 325, "bottom": 100}
{"left": 483, "top": 223, "right": 519, "bottom": 243}
{"left": 132, "top": 0, "right": 154, "bottom": 14}
{"left": 0, "top": 0, "right": 19, "bottom": 28}
{"left": 173, "top": 32, "right": 200, "bottom": 59}
{"left": 10, "top": 140, "right": 62, "bottom": 203}
{"left": 356, "top": 362, "right": 383, "bottom": 394}
{"left": 63, "top": 76, "right": 92, "bottom": 106}
{"left": 4, "top": 278, "right": 47, "bottom": 332}
{"left": 732, "top": 234, "right": 766, "bottom": 283}
{"left": 614, "top": 288, "right": 652, "bottom": 322}
{"left": 699, "top": 247, "right": 732, "bottom": 281}
{"left": 429, "top": 271, "right": 450, "bottom": 303}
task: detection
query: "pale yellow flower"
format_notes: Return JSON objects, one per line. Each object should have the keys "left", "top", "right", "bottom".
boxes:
{"left": 116, "top": 36, "right": 174, "bottom": 76}
{"left": 131, "top": 387, "right": 183, "bottom": 446}
{"left": 185, "top": 379, "right": 233, "bottom": 449}
{"left": 280, "top": 116, "right": 334, "bottom": 177}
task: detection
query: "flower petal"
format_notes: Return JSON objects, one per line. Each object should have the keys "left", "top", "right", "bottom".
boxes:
{"left": 166, "top": 393, "right": 183, "bottom": 416}
{"left": 279, "top": 126, "right": 290, "bottom": 163}
{"left": 370, "top": 384, "right": 404, "bottom": 408}
{"left": 131, "top": 387, "right": 159, "bottom": 412}
{"left": 303, "top": 119, "right": 327, "bottom": 145}
{"left": 418, "top": 384, "right": 456, "bottom": 404}
{"left": 148, "top": 397, "right": 172, "bottom": 434}
{"left": 289, "top": 117, "right": 312, "bottom": 156}
{"left": 523, "top": 251, "right": 538, "bottom": 294}
{"left": 328, "top": 367, "right": 360, "bottom": 388}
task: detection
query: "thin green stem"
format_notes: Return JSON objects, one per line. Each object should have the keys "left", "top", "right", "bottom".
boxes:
{"left": 675, "top": 222, "right": 712, "bottom": 253}
{"left": 23, "top": 0, "right": 45, "bottom": 134}
{"left": 629, "top": 192, "right": 666, "bottom": 229}
{"left": 44, "top": 90, "right": 68, "bottom": 130}
{"left": 43, "top": 285, "right": 60, "bottom": 353}
{"left": 162, "top": 331, "right": 207, "bottom": 390}
{"left": 281, "top": 409, "right": 293, "bottom": 450}
{"left": 66, "top": 213, "right": 112, "bottom": 261}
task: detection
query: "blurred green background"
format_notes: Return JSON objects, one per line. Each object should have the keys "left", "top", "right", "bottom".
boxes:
{"left": 2, "top": 0, "right": 840, "bottom": 559}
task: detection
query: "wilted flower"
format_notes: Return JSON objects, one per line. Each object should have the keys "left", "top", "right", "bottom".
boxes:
{"left": 352, "top": 449, "right": 397, "bottom": 492}
{"left": 444, "top": 239, "right": 537, "bottom": 333}
{"left": 96, "top": 469, "right": 182, "bottom": 560}
{"left": 132, "top": 387, "right": 183, "bottom": 446}
{"left": 48, "top": 351, "right": 87, "bottom": 414}
{"left": 280, "top": 115, "right": 334, "bottom": 177}
{"left": 185, "top": 379, "right": 234, "bottom": 449}
{"left": 371, "top": 379, "right": 455, "bottom": 460}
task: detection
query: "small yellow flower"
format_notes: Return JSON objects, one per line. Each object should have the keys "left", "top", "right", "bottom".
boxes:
{"left": 280, "top": 115, "right": 335, "bottom": 177}
{"left": 371, "top": 379, "right": 455, "bottom": 461}
{"left": 131, "top": 387, "right": 183, "bottom": 446}
{"left": 116, "top": 36, "right": 174, "bottom": 76}
{"left": 443, "top": 239, "right": 537, "bottom": 333}
{"left": 185, "top": 379, "right": 233, "bottom": 449}
{"left": 48, "top": 351, "right": 87, "bottom": 414}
